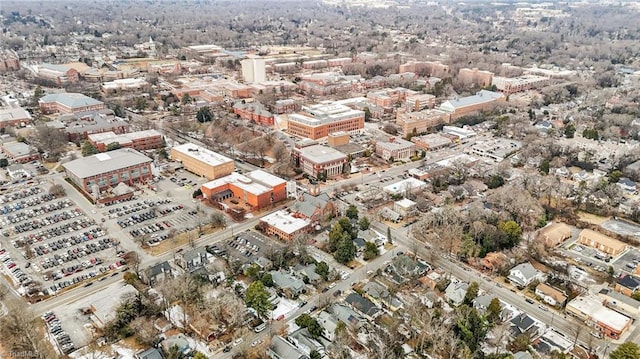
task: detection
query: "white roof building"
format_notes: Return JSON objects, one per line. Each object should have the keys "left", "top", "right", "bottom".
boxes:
{"left": 383, "top": 177, "right": 426, "bottom": 196}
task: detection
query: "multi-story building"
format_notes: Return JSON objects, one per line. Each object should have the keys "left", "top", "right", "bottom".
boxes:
{"left": 399, "top": 60, "right": 451, "bottom": 78}
{"left": 36, "top": 63, "right": 83, "bottom": 85}
{"left": 287, "top": 103, "right": 364, "bottom": 140}
{"left": 63, "top": 148, "right": 153, "bottom": 200}
{"left": 201, "top": 170, "right": 287, "bottom": 211}
{"left": 367, "top": 88, "right": 416, "bottom": 109}
{"left": 101, "top": 78, "right": 149, "bottom": 93}
{"left": 492, "top": 75, "right": 550, "bottom": 95}
{"left": 87, "top": 130, "right": 164, "bottom": 152}
{"left": 0, "top": 50, "right": 20, "bottom": 72}
{"left": 232, "top": 101, "right": 275, "bottom": 126}
{"left": 565, "top": 295, "right": 632, "bottom": 339}
{"left": 395, "top": 109, "right": 448, "bottom": 137}
{"left": 48, "top": 110, "right": 130, "bottom": 143}
{"left": 170, "top": 143, "right": 234, "bottom": 180}
{"left": 294, "top": 144, "right": 347, "bottom": 179}
{"left": 241, "top": 58, "right": 266, "bottom": 83}
{"left": 273, "top": 99, "right": 302, "bottom": 114}
{"left": 412, "top": 134, "right": 453, "bottom": 151}
{"left": 577, "top": 229, "right": 627, "bottom": 256}
{"left": 458, "top": 68, "right": 494, "bottom": 87}
{"left": 405, "top": 93, "right": 436, "bottom": 111}
{"left": 259, "top": 210, "right": 311, "bottom": 241}
{"left": 327, "top": 57, "right": 353, "bottom": 67}
{"left": 0, "top": 107, "right": 32, "bottom": 129}
{"left": 39, "top": 93, "right": 105, "bottom": 114}
{"left": 375, "top": 137, "right": 416, "bottom": 162}
{"left": 439, "top": 90, "right": 505, "bottom": 121}
{"left": 302, "top": 59, "right": 328, "bottom": 70}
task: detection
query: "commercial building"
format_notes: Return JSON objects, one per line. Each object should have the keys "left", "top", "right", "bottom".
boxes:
{"left": 294, "top": 144, "right": 347, "bottom": 179}
{"left": 577, "top": 229, "right": 627, "bottom": 256}
{"left": 48, "top": 110, "right": 130, "bottom": 143}
{"left": 0, "top": 107, "right": 32, "bottom": 129}
{"left": 63, "top": 148, "right": 153, "bottom": 199}
{"left": 259, "top": 210, "right": 311, "bottom": 241}
{"left": 439, "top": 90, "right": 505, "bottom": 120}
{"left": 87, "top": 129, "right": 164, "bottom": 152}
{"left": 170, "top": 143, "right": 234, "bottom": 180}
{"left": 405, "top": 93, "right": 436, "bottom": 111}
{"left": 241, "top": 58, "right": 266, "bottom": 84}
{"left": 492, "top": 75, "right": 549, "bottom": 95}
{"left": 468, "top": 138, "right": 522, "bottom": 162}
{"left": 39, "top": 93, "right": 105, "bottom": 114}
{"left": 36, "top": 63, "right": 80, "bottom": 85}
{"left": 201, "top": 170, "right": 287, "bottom": 211}
{"left": 383, "top": 178, "right": 427, "bottom": 196}
{"left": 287, "top": 103, "right": 364, "bottom": 140}
{"left": 411, "top": 134, "right": 452, "bottom": 151}
{"left": 395, "top": 109, "right": 448, "bottom": 137}
{"left": 442, "top": 126, "right": 477, "bottom": 140}
{"left": 0, "top": 141, "right": 40, "bottom": 163}
{"left": 101, "top": 78, "right": 149, "bottom": 92}
{"left": 565, "top": 295, "right": 632, "bottom": 339}
{"left": 375, "top": 137, "right": 416, "bottom": 162}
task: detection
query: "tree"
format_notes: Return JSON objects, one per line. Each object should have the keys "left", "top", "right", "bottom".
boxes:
{"left": 260, "top": 272, "right": 273, "bottom": 287}
{"left": 245, "top": 281, "right": 272, "bottom": 319}
{"left": 295, "top": 314, "right": 324, "bottom": 338}
{"left": 181, "top": 93, "right": 192, "bottom": 105}
{"left": 363, "top": 107, "right": 372, "bottom": 121}
{"left": 486, "top": 298, "right": 502, "bottom": 324}
{"left": 610, "top": 342, "right": 640, "bottom": 359}
{"left": 564, "top": 123, "right": 576, "bottom": 138}
{"left": 486, "top": 175, "right": 505, "bottom": 189}
{"left": 33, "top": 126, "right": 68, "bottom": 158}
{"left": 334, "top": 236, "right": 356, "bottom": 264}
{"left": 134, "top": 97, "right": 148, "bottom": 111}
{"left": 345, "top": 205, "right": 359, "bottom": 220}
{"left": 82, "top": 141, "right": 99, "bottom": 156}
{"left": 387, "top": 226, "right": 392, "bottom": 244}
{"left": 609, "top": 170, "right": 624, "bottom": 184}
{"left": 49, "top": 184, "right": 65, "bottom": 197}
{"left": 210, "top": 212, "right": 226, "bottom": 228}
{"left": 463, "top": 281, "right": 480, "bottom": 306}
{"left": 193, "top": 352, "right": 207, "bottom": 359}
{"left": 315, "top": 261, "right": 330, "bottom": 280}
{"left": 358, "top": 216, "right": 370, "bottom": 230}
{"left": 196, "top": 106, "right": 212, "bottom": 123}
{"left": 498, "top": 220, "right": 522, "bottom": 246}
{"left": 310, "top": 350, "right": 322, "bottom": 359}
{"left": 0, "top": 158, "right": 7, "bottom": 168}
{"left": 106, "top": 142, "right": 121, "bottom": 151}
{"left": 539, "top": 158, "right": 550, "bottom": 175}
{"left": 363, "top": 241, "right": 380, "bottom": 260}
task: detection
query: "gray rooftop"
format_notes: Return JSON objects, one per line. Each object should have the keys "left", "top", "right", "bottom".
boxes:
{"left": 40, "top": 93, "right": 103, "bottom": 108}
{"left": 440, "top": 90, "right": 503, "bottom": 112}
{"left": 63, "top": 148, "right": 152, "bottom": 179}
{"left": 298, "top": 144, "right": 347, "bottom": 164}
{"left": 510, "top": 262, "right": 538, "bottom": 280}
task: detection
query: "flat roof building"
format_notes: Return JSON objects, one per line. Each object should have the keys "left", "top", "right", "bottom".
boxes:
{"left": 412, "top": 134, "right": 453, "bottom": 151}
{"left": 439, "top": 90, "right": 505, "bottom": 120}
{"left": 88, "top": 129, "right": 164, "bottom": 152}
{"left": 0, "top": 107, "right": 32, "bottom": 129}
{"left": 259, "top": 210, "right": 311, "bottom": 241}
{"left": 395, "top": 109, "right": 448, "bottom": 137}
{"left": 566, "top": 295, "right": 632, "bottom": 339}
{"left": 170, "top": 143, "right": 234, "bottom": 180}
{"left": 375, "top": 137, "right": 416, "bottom": 162}
{"left": 295, "top": 144, "right": 347, "bottom": 179}
{"left": 287, "top": 103, "right": 364, "bottom": 140}
{"left": 63, "top": 148, "right": 153, "bottom": 201}
{"left": 201, "top": 170, "right": 287, "bottom": 211}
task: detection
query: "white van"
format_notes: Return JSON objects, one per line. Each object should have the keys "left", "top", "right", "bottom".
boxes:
{"left": 254, "top": 323, "right": 266, "bottom": 333}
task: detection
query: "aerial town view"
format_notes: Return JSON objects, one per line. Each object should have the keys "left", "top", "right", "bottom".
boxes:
{"left": 1, "top": 0, "right": 640, "bottom": 358}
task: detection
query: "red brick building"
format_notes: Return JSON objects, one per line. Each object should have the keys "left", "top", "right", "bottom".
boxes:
{"left": 87, "top": 129, "right": 164, "bottom": 152}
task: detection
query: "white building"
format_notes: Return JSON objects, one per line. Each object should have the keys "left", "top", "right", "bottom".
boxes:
{"left": 375, "top": 137, "right": 416, "bottom": 162}
{"left": 241, "top": 58, "right": 266, "bottom": 84}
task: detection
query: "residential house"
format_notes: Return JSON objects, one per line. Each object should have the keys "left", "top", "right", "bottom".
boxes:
{"left": 267, "top": 335, "right": 309, "bottom": 359}
{"left": 161, "top": 334, "right": 191, "bottom": 356}
{"left": 617, "top": 178, "right": 637, "bottom": 193}
{"left": 615, "top": 274, "right": 640, "bottom": 297}
{"left": 293, "top": 263, "right": 322, "bottom": 283}
{"left": 538, "top": 222, "right": 572, "bottom": 247}
{"left": 143, "top": 261, "right": 174, "bottom": 286}
{"left": 291, "top": 193, "right": 337, "bottom": 222}
{"left": 535, "top": 283, "right": 567, "bottom": 307}
{"left": 532, "top": 330, "right": 573, "bottom": 356}
{"left": 508, "top": 262, "right": 544, "bottom": 288}
{"left": 136, "top": 348, "right": 164, "bottom": 359}
{"left": 317, "top": 311, "right": 339, "bottom": 342}
{"left": 345, "top": 293, "right": 381, "bottom": 320}
{"left": 513, "top": 352, "right": 533, "bottom": 359}
{"left": 473, "top": 294, "right": 498, "bottom": 313}
{"left": 270, "top": 270, "right": 306, "bottom": 297}
{"left": 481, "top": 252, "right": 508, "bottom": 272}
{"left": 510, "top": 313, "right": 541, "bottom": 337}
{"left": 445, "top": 281, "right": 469, "bottom": 306}
{"left": 329, "top": 304, "right": 366, "bottom": 330}
{"left": 289, "top": 329, "right": 328, "bottom": 358}
{"left": 362, "top": 281, "right": 403, "bottom": 311}
{"left": 177, "top": 247, "right": 209, "bottom": 272}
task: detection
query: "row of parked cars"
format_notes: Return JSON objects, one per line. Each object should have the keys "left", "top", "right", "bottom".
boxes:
{"left": 107, "top": 199, "right": 170, "bottom": 218}
{"left": 118, "top": 210, "right": 158, "bottom": 228}
{"left": 1, "top": 248, "right": 32, "bottom": 286}
{"left": 42, "top": 312, "right": 75, "bottom": 354}
{"left": 1, "top": 194, "right": 62, "bottom": 223}
{"left": 0, "top": 185, "right": 42, "bottom": 204}
{"left": 40, "top": 239, "right": 114, "bottom": 270}
{"left": 12, "top": 206, "right": 80, "bottom": 235}
{"left": 7, "top": 200, "right": 75, "bottom": 226}
{"left": 30, "top": 228, "right": 107, "bottom": 257}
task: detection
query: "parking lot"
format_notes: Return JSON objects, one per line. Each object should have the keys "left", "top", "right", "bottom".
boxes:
{"left": 221, "top": 230, "right": 282, "bottom": 265}
{"left": 566, "top": 242, "right": 640, "bottom": 276}
{"left": 0, "top": 180, "right": 125, "bottom": 297}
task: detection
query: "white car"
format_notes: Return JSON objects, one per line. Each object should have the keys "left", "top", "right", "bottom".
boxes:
{"left": 233, "top": 337, "right": 244, "bottom": 347}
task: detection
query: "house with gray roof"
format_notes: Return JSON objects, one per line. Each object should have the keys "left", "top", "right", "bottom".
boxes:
{"left": 510, "top": 313, "right": 540, "bottom": 337}
{"left": 267, "top": 335, "right": 309, "bottom": 359}
{"left": 291, "top": 193, "right": 337, "bottom": 222}
{"left": 136, "top": 348, "right": 164, "bottom": 359}
{"left": 143, "top": 261, "right": 174, "bottom": 286}
{"left": 445, "top": 281, "right": 469, "bottom": 306}
{"left": 508, "top": 262, "right": 544, "bottom": 288}
{"left": 177, "top": 247, "right": 209, "bottom": 272}
{"left": 345, "top": 293, "right": 381, "bottom": 319}
{"left": 329, "top": 304, "right": 366, "bottom": 330}
{"left": 293, "top": 263, "right": 321, "bottom": 283}
{"left": 270, "top": 270, "right": 306, "bottom": 296}
{"left": 317, "top": 311, "right": 339, "bottom": 341}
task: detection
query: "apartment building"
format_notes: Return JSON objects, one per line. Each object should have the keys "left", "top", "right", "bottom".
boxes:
{"left": 0, "top": 107, "right": 32, "bottom": 129}
{"left": 458, "top": 68, "right": 494, "bottom": 87}
{"left": 0, "top": 50, "right": 20, "bottom": 72}
{"left": 63, "top": 148, "right": 153, "bottom": 199}
{"left": 399, "top": 60, "right": 451, "bottom": 78}
{"left": 395, "top": 109, "right": 448, "bottom": 137}
{"left": 201, "top": 170, "right": 287, "bottom": 211}
{"left": 327, "top": 57, "right": 353, "bottom": 67}
{"left": 87, "top": 130, "right": 164, "bottom": 152}
{"left": 294, "top": 144, "right": 347, "bottom": 179}
{"left": 170, "top": 143, "right": 234, "bottom": 180}
{"left": 39, "top": 93, "right": 105, "bottom": 114}
{"left": 405, "top": 93, "right": 436, "bottom": 111}
{"left": 375, "top": 137, "right": 416, "bottom": 162}
{"left": 492, "top": 75, "right": 550, "bottom": 95}
{"left": 287, "top": 103, "right": 364, "bottom": 140}
{"left": 577, "top": 229, "right": 627, "bottom": 256}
